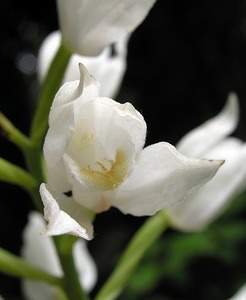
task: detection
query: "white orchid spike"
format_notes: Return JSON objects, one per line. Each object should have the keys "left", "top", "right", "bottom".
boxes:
{"left": 56, "top": 0, "right": 157, "bottom": 56}
{"left": 37, "top": 31, "right": 128, "bottom": 98}
{"left": 21, "top": 212, "right": 97, "bottom": 300}
{"left": 40, "top": 64, "right": 223, "bottom": 239}
{"left": 166, "top": 93, "right": 246, "bottom": 231}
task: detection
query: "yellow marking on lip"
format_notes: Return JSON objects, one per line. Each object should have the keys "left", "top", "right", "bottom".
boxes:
{"left": 81, "top": 150, "right": 128, "bottom": 190}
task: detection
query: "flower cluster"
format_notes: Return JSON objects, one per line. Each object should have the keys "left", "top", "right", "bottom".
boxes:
{"left": 1, "top": 0, "right": 246, "bottom": 299}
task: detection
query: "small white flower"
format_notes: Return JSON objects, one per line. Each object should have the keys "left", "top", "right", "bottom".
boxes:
{"left": 229, "top": 284, "right": 246, "bottom": 300}
{"left": 166, "top": 93, "right": 246, "bottom": 231}
{"left": 37, "top": 31, "right": 128, "bottom": 98}
{"left": 21, "top": 212, "right": 97, "bottom": 300}
{"left": 40, "top": 64, "right": 223, "bottom": 239}
{"left": 56, "top": 0, "right": 157, "bottom": 56}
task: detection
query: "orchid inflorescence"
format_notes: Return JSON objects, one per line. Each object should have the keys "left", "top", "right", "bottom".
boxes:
{"left": 0, "top": 1, "right": 246, "bottom": 299}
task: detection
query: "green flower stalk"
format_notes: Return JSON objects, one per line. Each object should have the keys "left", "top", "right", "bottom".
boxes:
{"left": 0, "top": 247, "right": 62, "bottom": 286}
{"left": 0, "top": 112, "right": 31, "bottom": 152}
{"left": 0, "top": 158, "right": 37, "bottom": 191}
{"left": 95, "top": 210, "right": 171, "bottom": 300}
{"left": 30, "top": 41, "right": 71, "bottom": 147}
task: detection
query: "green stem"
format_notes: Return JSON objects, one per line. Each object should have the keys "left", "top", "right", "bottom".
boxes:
{"left": 0, "top": 247, "right": 62, "bottom": 286}
{"left": 95, "top": 210, "right": 171, "bottom": 300}
{"left": 25, "top": 42, "right": 71, "bottom": 209}
{"left": 0, "top": 112, "right": 32, "bottom": 152}
{"left": 0, "top": 158, "right": 38, "bottom": 191}
{"left": 0, "top": 111, "right": 45, "bottom": 204}
{"left": 54, "top": 235, "right": 90, "bottom": 300}
{"left": 24, "top": 145, "right": 45, "bottom": 184}
{"left": 27, "top": 184, "right": 43, "bottom": 212}
{"left": 0, "top": 146, "right": 44, "bottom": 212}
{"left": 30, "top": 41, "right": 71, "bottom": 147}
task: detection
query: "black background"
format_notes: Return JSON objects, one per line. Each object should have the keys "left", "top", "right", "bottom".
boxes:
{"left": 1, "top": 0, "right": 246, "bottom": 299}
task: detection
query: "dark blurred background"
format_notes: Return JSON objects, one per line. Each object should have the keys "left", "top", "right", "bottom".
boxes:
{"left": 1, "top": 0, "right": 246, "bottom": 299}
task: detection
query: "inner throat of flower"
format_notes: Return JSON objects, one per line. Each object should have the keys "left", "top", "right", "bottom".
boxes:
{"left": 80, "top": 150, "right": 128, "bottom": 190}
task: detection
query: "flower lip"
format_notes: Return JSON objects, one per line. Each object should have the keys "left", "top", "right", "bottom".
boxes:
{"left": 80, "top": 149, "right": 128, "bottom": 190}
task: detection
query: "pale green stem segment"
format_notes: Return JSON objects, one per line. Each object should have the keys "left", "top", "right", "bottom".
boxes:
{"left": 0, "top": 158, "right": 38, "bottom": 191}
{"left": 95, "top": 210, "right": 171, "bottom": 300}
{"left": 0, "top": 247, "right": 62, "bottom": 286}
{"left": 0, "top": 112, "right": 32, "bottom": 152}
{"left": 54, "top": 235, "right": 90, "bottom": 300}
{"left": 0, "top": 112, "right": 45, "bottom": 185}
{"left": 0, "top": 157, "right": 42, "bottom": 210}
{"left": 30, "top": 41, "right": 71, "bottom": 147}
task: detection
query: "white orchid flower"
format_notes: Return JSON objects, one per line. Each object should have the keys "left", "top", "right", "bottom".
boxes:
{"left": 37, "top": 31, "right": 127, "bottom": 98}
{"left": 21, "top": 212, "right": 97, "bottom": 300}
{"left": 166, "top": 93, "right": 246, "bottom": 231}
{"left": 229, "top": 284, "right": 246, "bottom": 300}
{"left": 40, "top": 63, "right": 223, "bottom": 240}
{"left": 56, "top": 0, "right": 157, "bottom": 56}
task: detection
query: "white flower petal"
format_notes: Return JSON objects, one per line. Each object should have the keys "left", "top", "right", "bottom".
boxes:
{"left": 62, "top": 98, "right": 146, "bottom": 212}
{"left": 114, "top": 142, "right": 223, "bottom": 216}
{"left": 22, "top": 281, "right": 61, "bottom": 300}
{"left": 37, "top": 31, "right": 61, "bottom": 83}
{"left": 21, "top": 212, "right": 97, "bottom": 300}
{"left": 21, "top": 212, "right": 63, "bottom": 300}
{"left": 166, "top": 142, "right": 246, "bottom": 231}
{"left": 46, "top": 162, "right": 71, "bottom": 196}
{"left": 74, "top": 240, "right": 98, "bottom": 292}
{"left": 55, "top": 184, "right": 94, "bottom": 238}
{"left": 92, "top": 38, "right": 128, "bottom": 98}
{"left": 229, "top": 284, "right": 246, "bottom": 300}
{"left": 44, "top": 64, "right": 99, "bottom": 167}
{"left": 37, "top": 31, "right": 127, "bottom": 98}
{"left": 177, "top": 92, "right": 239, "bottom": 157}
{"left": 56, "top": 0, "right": 157, "bottom": 55}
{"left": 69, "top": 97, "right": 146, "bottom": 160}
{"left": 40, "top": 184, "right": 92, "bottom": 239}
{"left": 49, "top": 63, "right": 99, "bottom": 124}
{"left": 21, "top": 212, "right": 62, "bottom": 276}
{"left": 44, "top": 103, "right": 75, "bottom": 167}
{"left": 63, "top": 154, "right": 115, "bottom": 213}
{"left": 205, "top": 137, "right": 243, "bottom": 159}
